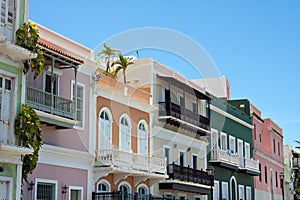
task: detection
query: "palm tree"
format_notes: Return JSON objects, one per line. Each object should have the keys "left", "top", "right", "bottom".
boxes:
{"left": 112, "top": 54, "right": 134, "bottom": 83}
{"left": 295, "top": 140, "right": 300, "bottom": 149}
{"left": 97, "top": 43, "right": 120, "bottom": 73}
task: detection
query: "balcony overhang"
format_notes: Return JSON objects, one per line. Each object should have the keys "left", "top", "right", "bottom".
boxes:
{"left": 210, "top": 160, "right": 239, "bottom": 171}
{"left": 0, "top": 143, "right": 33, "bottom": 165}
{"left": 239, "top": 168, "right": 260, "bottom": 176}
{"left": 34, "top": 110, "right": 77, "bottom": 129}
{"left": 0, "top": 41, "right": 37, "bottom": 62}
{"left": 159, "top": 180, "right": 211, "bottom": 195}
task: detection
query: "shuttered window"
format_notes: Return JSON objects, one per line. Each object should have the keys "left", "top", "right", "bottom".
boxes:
{"left": 0, "top": 0, "right": 14, "bottom": 41}
{"left": 37, "top": 182, "right": 56, "bottom": 200}
{"left": 72, "top": 82, "right": 85, "bottom": 128}
{"left": 0, "top": 180, "right": 9, "bottom": 200}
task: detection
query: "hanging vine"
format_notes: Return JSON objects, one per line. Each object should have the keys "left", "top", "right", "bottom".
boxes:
{"left": 14, "top": 105, "right": 43, "bottom": 182}
{"left": 16, "top": 21, "right": 44, "bottom": 79}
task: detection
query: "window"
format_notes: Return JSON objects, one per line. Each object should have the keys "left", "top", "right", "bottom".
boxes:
{"left": 273, "top": 138, "right": 276, "bottom": 153}
{"left": 72, "top": 81, "right": 85, "bottom": 128}
{"left": 0, "top": 75, "right": 13, "bottom": 144}
{"left": 259, "top": 133, "right": 262, "bottom": 142}
{"left": 254, "top": 124, "right": 256, "bottom": 140}
{"left": 229, "top": 136, "right": 236, "bottom": 153}
{"left": 137, "top": 185, "right": 148, "bottom": 200}
{"left": 0, "top": 176, "right": 12, "bottom": 200}
{"left": 190, "top": 101, "right": 197, "bottom": 112}
{"left": 265, "top": 166, "right": 268, "bottom": 183}
{"left": 178, "top": 151, "right": 186, "bottom": 167}
{"left": 119, "top": 181, "right": 131, "bottom": 200}
{"left": 119, "top": 115, "right": 131, "bottom": 152}
{"left": 278, "top": 142, "right": 280, "bottom": 156}
{"left": 0, "top": 0, "right": 14, "bottom": 41}
{"left": 221, "top": 182, "right": 228, "bottom": 200}
{"left": 213, "top": 180, "right": 220, "bottom": 200}
{"left": 239, "top": 185, "right": 245, "bottom": 200}
{"left": 177, "top": 94, "right": 184, "bottom": 107}
{"left": 192, "top": 154, "right": 198, "bottom": 169}
{"left": 220, "top": 132, "right": 227, "bottom": 150}
{"left": 36, "top": 179, "right": 58, "bottom": 200}
{"left": 99, "top": 108, "right": 112, "bottom": 150}
{"left": 275, "top": 171, "right": 278, "bottom": 187}
{"left": 138, "top": 121, "right": 148, "bottom": 155}
{"left": 259, "top": 164, "right": 262, "bottom": 182}
{"left": 178, "top": 193, "right": 186, "bottom": 200}
{"left": 69, "top": 186, "right": 83, "bottom": 200}
{"left": 163, "top": 146, "right": 171, "bottom": 164}
{"left": 211, "top": 129, "right": 219, "bottom": 149}
{"left": 246, "top": 186, "right": 251, "bottom": 200}
{"left": 244, "top": 142, "right": 250, "bottom": 159}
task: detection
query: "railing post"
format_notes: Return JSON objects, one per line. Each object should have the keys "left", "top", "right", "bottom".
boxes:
{"left": 92, "top": 192, "right": 95, "bottom": 200}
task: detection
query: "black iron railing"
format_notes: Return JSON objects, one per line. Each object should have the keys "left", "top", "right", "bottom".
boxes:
{"left": 92, "top": 191, "right": 175, "bottom": 200}
{"left": 158, "top": 102, "right": 210, "bottom": 130}
{"left": 166, "top": 163, "right": 211, "bottom": 186}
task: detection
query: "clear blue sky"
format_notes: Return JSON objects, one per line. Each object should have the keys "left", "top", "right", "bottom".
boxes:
{"left": 29, "top": 1, "right": 300, "bottom": 148}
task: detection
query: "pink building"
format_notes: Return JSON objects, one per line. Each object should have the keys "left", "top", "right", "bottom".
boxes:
{"left": 22, "top": 23, "right": 96, "bottom": 200}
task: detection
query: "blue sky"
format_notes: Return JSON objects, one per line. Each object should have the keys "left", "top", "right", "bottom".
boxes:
{"left": 29, "top": 1, "right": 300, "bottom": 148}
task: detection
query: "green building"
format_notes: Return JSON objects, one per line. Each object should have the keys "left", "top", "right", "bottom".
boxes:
{"left": 0, "top": 0, "right": 35, "bottom": 199}
{"left": 208, "top": 96, "right": 260, "bottom": 200}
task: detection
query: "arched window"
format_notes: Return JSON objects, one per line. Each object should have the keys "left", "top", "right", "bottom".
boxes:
{"left": 230, "top": 176, "right": 237, "bottom": 200}
{"left": 138, "top": 120, "right": 148, "bottom": 155}
{"left": 137, "top": 184, "right": 149, "bottom": 200}
{"left": 99, "top": 108, "right": 112, "bottom": 150}
{"left": 119, "top": 114, "right": 131, "bottom": 152}
{"left": 97, "top": 180, "right": 110, "bottom": 192}
{"left": 119, "top": 182, "right": 131, "bottom": 200}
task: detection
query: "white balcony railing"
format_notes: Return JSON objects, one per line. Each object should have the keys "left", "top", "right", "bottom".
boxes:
{"left": 210, "top": 148, "right": 238, "bottom": 166}
{"left": 244, "top": 157, "right": 259, "bottom": 170}
{"left": 96, "top": 149, "right": 166, "bottom": 174}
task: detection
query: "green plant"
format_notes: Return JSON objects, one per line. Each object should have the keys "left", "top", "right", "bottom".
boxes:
{"left": 112, "top": 54, "right": 134, "bottom": 83}
{"left": 16, "top": 21, "right": 44, "bottom": 79}
{"left": 15, "top": 105, "right": 43, "bottom": 182}
{"left": 97, "top": 43, "right": 120, "bottom": 73}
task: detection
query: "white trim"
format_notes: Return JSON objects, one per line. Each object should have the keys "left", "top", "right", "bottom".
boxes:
{"left": 229, "top": 176, "right": 237, "bottom": 200}
{"left": 178, "top": 149, "right": 186, "bottom": 166}
{"left": 68, "top": 185, "right": 84, "bottom": 200}
{"left": 214, "top": 180, "right": 220, "bottom": 200}
{"left": 137, "top": 183, "right": 149, "bottom": 194}
{"left": 16, "top": 164, "right": 22, "bottom": 200}
{"left": 221, "top": 181, "right": 228, "bottom": 200}
{"left": 71, "top": 80, "right": 86, "bottom": 130}
{"left": 244, "top": 142, "right": 250, "bottom": 159}
{"left": 220, "top": 132, "right": 227, "bottom": 150}
{"left": 163, "top": 145, "right": 172, "bottom": 164}
{"left": 35, "top": 178, "right": 58, "bottom": 200}
{"left": 210, "top": 105, "right": 253, "bottom": 129}
{"left": 98, "top": 107, "right": 113, "bottom": 150}
{"left": 0, "top": 176, "right": 13, "bottom": 200}
{"left": 118, "top": 181, "right": 132, "bottom": 193}
{"left": 191, "top": 153, "right": 198, "bottom": 170}
{"left": 229, "top": 135, "right": 236, "bottom": 153}
{"left": 119, "top": 113, "right": 132, "bottom": 152}
{"left": 97, "top": 179, "right": 111, "bottom": 192}
{"left": 137, "top": 119, "right": 148, "bottom": 155}
{"left": 211, "top": 128, "right": 219, "bottom": 149}
{"left": 246, "top": 186, "right": 252, "bottom": 200}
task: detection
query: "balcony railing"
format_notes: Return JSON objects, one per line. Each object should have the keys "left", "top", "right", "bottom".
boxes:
{"left": 293, "top": 158, "right": 300, "bottom": 169}
{"left": 210, "top": 148, "right": 238, "bottom": 166}
{"left": 158, "top": 101, "right": 210, "bottom": 131}
{"left": 26, "top": 86, "right": 75, "bottom": 119}
{"left": 244, "top": 157, "right": 259, "bottom": 170}
{"left": 166, "top": 163, "right": 211, "bottom": 186}
{"left": 92, "top": 191, "right": 174, "bottom": 200}
{"left": 96, "top": 149, "right": 166, "bottom": 174}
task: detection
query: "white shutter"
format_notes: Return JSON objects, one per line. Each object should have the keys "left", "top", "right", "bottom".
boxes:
{"left": 0, "top": 76, "right": 12, "bottom": 144}
{"left": 213, "top": 181, "right": 219, "bottom": 200}
{"left": 245, "top": 143, "right": 250, "bottom": 159}
{"left": 0, "top": 0, "right": 14, "bottom": 41}
{"left": 246, "top": 187, "right": 251, "bottom": 200}
{"left": 239, "top": 185, "right": 244, "bottom": 200}
{"left": 222, "top": 182, "right": 228, "bottom": 200}
{"left": 0, "top": 181, "right": 8, "bottom": 200}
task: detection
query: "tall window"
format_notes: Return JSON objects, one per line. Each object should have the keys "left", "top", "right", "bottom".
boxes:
{"left": 211, "top": 129, "right": 219, "bottom": 149}
{"left": 119, "top": 115, "right": 131, "bottom": 152}
{"left": 221, "top": 182, "right": 228, "bottom": 200}
{"left": 238, "top": 185, "right": 245, "bottom": 200}
{"left": 99, "top": 109, "right": 112, "bottom": 150}
{"left": 259, "top": 164, "right": 262, "bottom": 182}
{"left": 0, "top": 177, "right": 12, "bottom": 200}
{"left": 275, "top": 171, "right": 278, "bottom": 187}
{"left": 0, "top": 75, "right": 13, "bottom": 144}
{"left": 178, "top": 151, "right": 186, "bottom": 167}
{"left": 254, "top": 124, "right": 256, "bottom": 140}
{"left": 45, "top": 74, "right": 59, "bottom": 95}
{"left": 220, "top": 133, "right": 227, "bottom": 150}
{"left": 213, "top": 181, "right": 220, "bottom": 200}
{"left": 138, "top": 121, "right": 148, "bottom": 155}
{"left": 164, "top": 146, "right": 171, "bottom": 164}
{"left": 72, "top": 82, "right": 84, "bottom": 128}
{"left": 244, "top": 142, "right": 250, "bottom": 159}
{"left": 36, "top": 179, "right": 57, "bottom": 200}
{"left": 137, "top": 185, "right": 148, "bottom": 200}
{"left": 273, "top": 138, "right": 276, "bottom": 153}
{"left": 265, "top": 166, "right": 268, "bottom": 183}
{"left": 229, "top": 136, "right": 236, "bottom": 153}
{"left": 0, "top": 0, "right": 14, "bottom": 41}
{"left": 192, "top": 154, "right": 198, "bottom": 170}
{"left": 246, "top": 186, "right": 251, "bottom": 200}
{"left": 278, "top": 142, "right": 280, "bottom": 156}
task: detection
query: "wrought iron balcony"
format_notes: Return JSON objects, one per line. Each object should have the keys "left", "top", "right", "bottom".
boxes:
{"left": 96, "top": 149, "right": 166, "bottom": 175}
{"left": 158, "top": 101, "right": 210, "bottom": 135}
{"left": 26, "top": 86, "right": 75, "bottom": 119}
{"left": 210, "top": 148, "right": 239, "bottom": 169}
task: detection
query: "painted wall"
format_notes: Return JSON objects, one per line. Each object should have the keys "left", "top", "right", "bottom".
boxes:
{"left": 0, "top": 163, "right": 17, "bottom": 199}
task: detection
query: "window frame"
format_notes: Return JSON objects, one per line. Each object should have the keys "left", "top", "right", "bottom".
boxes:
{"left": 220, "top": 132, "right": 227, "bottom": 150}
{"left": 137, "top": 119, "right": 148, "bottom": 155}
{"left": 238, "top": 184, "right": 245, "bottom": 200}
{"left": 229, "top": 135, "right": 236, "bottom": 153}
{"left": 0, "top": 176, "right": 13, "bottom": 200}
{"left": 71, "top": 80, "right": 85, "bottom": 130}
{"left": 119, "top": 114, "right": 131, "bottom": 152}
{"left": 35, "top": 178, "right": 58, "bottom": 200}
{"left": 98, "top": 107, "right": 113, "bottom": 150}
{"left": 213, "top": 180, "right": 220, "bottom": 200}
{"left": 246, "top": 186, "right": 252, "bottom": 200}
{"left": 244, "top": 142, "right": 250, "bottom": 159}
{"left": 221, "top": 181, "right": 228, "bottom": 200}
{"left": 97, "top": 179, "right": 111, "bottom": 193}
{"left": 191, "top": 153, "right": 198, "bottom": 170}
{"left": 163, "top": 145, "right": 172, "bottom": 164}
{"left": 178, "top": 150, "right": 186, "bottom": 167}
{"left": 211, "top": 128, "right": 219, "bottom": 149}
{"left": 68, "top": 186, "right": 83, "bottom": 200}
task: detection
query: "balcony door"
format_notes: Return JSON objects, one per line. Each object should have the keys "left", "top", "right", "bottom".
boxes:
{"left": 138, "top": 121, "right": 148, "bottom": 155}
{"left": 237, "top": 139, "right": 244, "bottom": 167}
{"left": 119, "top": 115, "right": 131, "bottom": 152}
{"left": 0, "top": 0, "right": 14, "bottom": 42}
{"left": 99, "top": 109, "right": 112, "bottom": 150}
{"left": 44, "top": 73, "right": 59, "bottom": 95}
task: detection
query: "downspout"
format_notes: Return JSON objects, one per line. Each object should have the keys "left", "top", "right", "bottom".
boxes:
{"left": 74, "top": 67, "right": 78, "bottom": 121}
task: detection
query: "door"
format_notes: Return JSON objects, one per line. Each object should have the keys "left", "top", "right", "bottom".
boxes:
{"left": 238, "top": 140, "right": 244, "bottom": 167}
{"left": 99, "top": 111, "right": 112, "bottom": 150}
{"left": 0, "top": 76, "right": 12, "bottom": 144}
{"left": 138, "top": 122, "right": 148, "bottom": 155}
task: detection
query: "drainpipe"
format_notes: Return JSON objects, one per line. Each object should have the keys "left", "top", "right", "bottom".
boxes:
{"left": 74, "top": 67, "right": 78, "bottom": 121}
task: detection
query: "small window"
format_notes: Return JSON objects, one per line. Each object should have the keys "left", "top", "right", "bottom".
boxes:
{"left": 275, "top": 171, "right": 278, "bottom": 187}
{"left": 265, "top": 166, "right": 268, "bottom": 183}
{"left": 164, "top": 146, "right": 171, "bottom": 164}
{"left": 36, "top": 179, "right": 57, "bottom": 200}
{"left": 69, "top": 186, "right": 83, "bottom": 200}
{"left": 178, "top": 151, "right": 186, "bottom": 167}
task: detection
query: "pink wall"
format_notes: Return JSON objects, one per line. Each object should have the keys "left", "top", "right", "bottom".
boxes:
{"left": 23, "top": 163, "right": 88, "bottom": 200}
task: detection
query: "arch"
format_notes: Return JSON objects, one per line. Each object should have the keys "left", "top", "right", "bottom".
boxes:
{"left": 119, "top": 113, "right": 131, "bottom": 152}
{"left": 138, "top": 119, "right": 148, "bottom": 155}
{"left": 97, "top": 179, "right": 111, "bottom": 192}
{"left": 118, "top": 181, "right": 132, "bottom": 193}
{"left": 229, "top": 176, "right": 237, "bottom": 200}
{"left": 99, "top": 107, "right": 113, "bottom": 150}
{"left": 137, "top": 183, "right": 149, "bottom": 194}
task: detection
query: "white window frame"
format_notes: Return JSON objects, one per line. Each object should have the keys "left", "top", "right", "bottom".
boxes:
{"left": 191, "top": 153, "right": 198, "bottom": 170}
{"left": 68, "top": 186, "right": 83, "bottom": 200}
{"left": 220, "top": 132, "right": 227, "bottom": 150}
{"left": 238, "top": 184, "right": 245, "bottom": 200}
{"left": 213, "top": 180, "right": 220, "bottom": 200}
{"left": 178, "top": 150, "right": 186, "bottom": 166}
{"left": 176, "top": 93, "right": 184, "bottom": 106}
{"left": 118, "top": 181, "right": 132, "bottom": 193}
{"left": 35, "top": 178, "right": 58, "bottom": 200}
{"left": 71, "top": 80, "right": 85, "bottom": 130}
{"left": 97, "top": 179, "right": 111, "bottom": 192}
{"left": 119, "top": 114, "right": 131, "bottom": 152}
{"left": 230, "top": 176, "right": 237, "bottom": 200}
{"left": 229, "top": 135, "right": 236, "bottom": 153}
{"left": 190, "top": 100, "right": 197, "bottom": 112}
{"left": 43, "top": 71, "right": 60, "bottom": 96}
{"left": 211, "top": 128, "right": 219, "bottom": 149}
{"left": 0, "top": 176, "right": 13, "bottom": 200}
{"left": 137, "top": 119, "right": 148, "bottom": 155}
{"left": 163, "top": 145, "right": 172, "bottom": 164}
{"left": 98, "top": 107, "right": 113, "bottom": 150}
{"left": 221, "top": 181, "right": 228, "bottom": 200}
{"left": 0, "top": 0, "right": 15, "bottom": 42}
{"left": 245, "top": 142, "right": 250, "bottom": 159}
{"left": 246, "top": 186, "right": 252, "bottom": 200}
